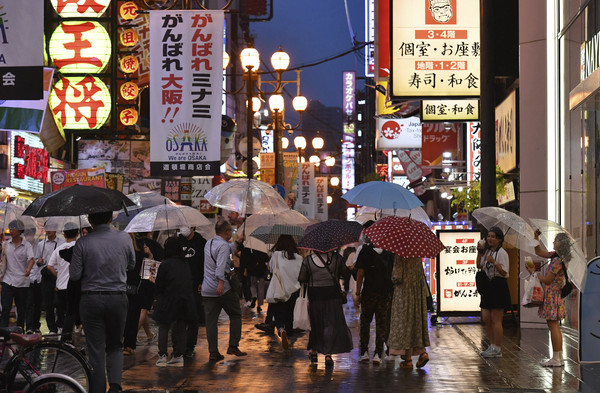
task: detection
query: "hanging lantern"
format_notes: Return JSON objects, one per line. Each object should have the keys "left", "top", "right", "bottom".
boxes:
{"left": 49, "top": 76, "right": 111, "bottom": 130}
{"left": 50, "top": 0, "right": 110, "bottom": 18}
{"left": 120, "top": 108, "right": 138, "bottom": 126}
{"left": 120, "top": 55, "right": 139, "bottom": 74}
{"left": 120, "top": 1, "right": 139, "bottom": 20}
{"left": 120, "top": 81, "right": 139, "bottom": 100}
{"left": 119, "top": 28, "right": 138, "bottom": 47}
{"left": 49, "top": 21, "right": 111, "bottom": 74}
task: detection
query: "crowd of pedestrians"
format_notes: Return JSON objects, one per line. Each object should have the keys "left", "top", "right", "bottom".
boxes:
{"left": 0, "top": 204, "right": 575, "bottom": 393}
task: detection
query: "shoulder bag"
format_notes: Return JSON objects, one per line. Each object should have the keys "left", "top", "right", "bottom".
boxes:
{"left": 210, "top": 240, "right": 242, "bottom": 295}
{"left": 560, "top": 260, "right": 573, "bottom": 298}
{"left": 316, "top": 253, "right": 347, "bottom": 304}
{"left": 293, "top": 283, "right": 311, "bottom": 331}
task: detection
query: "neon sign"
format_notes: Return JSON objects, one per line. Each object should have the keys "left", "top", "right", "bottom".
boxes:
{"left": 11, "top": 131, "right": 48, "bottom": 194}
{"left": 49, "top": 21, "right": 111, "bottom": 74}
{"left": 49, "top": 76, "right": 111, "bottom": 129}
{"left": 50, "top": 0, "right": 110, "bottom": 18}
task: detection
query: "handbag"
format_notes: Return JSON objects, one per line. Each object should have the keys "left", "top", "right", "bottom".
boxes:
{"left": 521, "top": 273, "right": 544, "bottom": 307}
{"left": 210, "top": 240, "right": 242, "bottom": 295}
{"left": 293, "top": 284, "right": 311, "bottom": 331}
{"left": 265, "top": 255, "right": 286, "bottom": 303}
{"left": 423, "top": 270, "right": 434, "bottom": 312}
{"left": 317, "top": 253, "right": 347, "bottom": 304}
{"left": 560, "top": 261, "right": 573, "bottom": 298}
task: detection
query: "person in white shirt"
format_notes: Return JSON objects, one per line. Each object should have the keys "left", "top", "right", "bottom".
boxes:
{"left": 0, "top": 220, "right": 35, "bottom": 328}
{"left": 47, "top": 224, "right": 78, "bottom": 340}
{"left": 27, "top": 231, "right": 64, "bottom": 333}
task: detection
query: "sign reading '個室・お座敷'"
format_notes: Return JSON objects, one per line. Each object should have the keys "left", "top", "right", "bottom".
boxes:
{"left": 390, "top": 0, "right": 480, "bottom": 99}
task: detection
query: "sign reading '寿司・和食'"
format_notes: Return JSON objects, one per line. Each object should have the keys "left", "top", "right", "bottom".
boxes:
{"left": 390, "top": 0, "right": 480, "bottom": 98}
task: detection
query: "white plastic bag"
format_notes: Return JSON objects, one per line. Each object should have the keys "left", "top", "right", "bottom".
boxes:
{"left": 293, "top": 284, "right": 311, "bottom": 331}
{"left": 521, "top": 273, "right": 544, "bottom": 308}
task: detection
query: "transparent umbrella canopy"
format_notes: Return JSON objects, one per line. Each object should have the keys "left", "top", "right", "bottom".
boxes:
{"left": 240, "top": 209, "right": 313, "bottom": 253}
{"left": 529, "top": 218, "right": 588, "bottom": 292}
{"left": 124, "top": 204, "right": 214, "bottom": 239}
{"left": 472, "top": 207, "right": 537, "bottom": 255}
{"left": 205, "top": 179, "right": 289, "bottom": 216}
{"left": 42, "top": 216, "right": 90, "bottom": 232}
{"left": 353, "top": 206, "right": 432, "bottom": 227}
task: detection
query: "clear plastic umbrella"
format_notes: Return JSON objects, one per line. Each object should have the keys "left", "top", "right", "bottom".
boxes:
{"left": 528, "top": 218, "right": 587, "bottom": 292}
{"left": 353, "top": 206, "right": 432, "bottom": 227}
{"left": 205, "top": 179, "right": 289, "bottom": 216}
{"left": 250, "top": 224, "right": 304, "bottom": 245}
{"left": 124, "top": 205, "right": 214, "bottom": 239}
{"left": 0, "top": 202, "right": 38, "bottom": 232}
{"left": 472, "top": 207, "right": 537, "bottom": 255}
{"left": 240, "top": 209, "right": 312, "bottom": 252}
{"left": 113, "top": 192, "right": 176, "bottom": 230}
{"left": 42, "top": 216, "right": 90, "bottom": 232}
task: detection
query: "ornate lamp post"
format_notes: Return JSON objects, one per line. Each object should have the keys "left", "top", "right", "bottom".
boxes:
{"left": 239, "top": 46, "right": 260, "bottom": 179}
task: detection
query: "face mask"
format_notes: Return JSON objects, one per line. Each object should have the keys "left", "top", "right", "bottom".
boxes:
{"left": 179, "top": 227, "right": 191, "bottom": 237}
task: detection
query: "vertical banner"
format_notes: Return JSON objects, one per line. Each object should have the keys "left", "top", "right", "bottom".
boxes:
{"left": 296, "top": 162, "right": 316, "bottom": 219}
{"left": 315, "top": 177, "right": 328, "bottom": 222}
{"left": 259, "top": 152, "right": 275, "bottom": 185}
{"left": 283, "top": 152, "right": 299, "bottom": 194}
{"left": 466, "top": 122, "right": 481, "bottom": 183}
{"left": 495, "top": 90, "right": 517, "bottom": 172}
{"left": 436, "top": 230, "right": 481, "bottom": 314}
{"left": 149, "top": 10, "right": 224, "bottom": 176}
{"left": 342, "top": 71, "right": 355, "bottom": 194}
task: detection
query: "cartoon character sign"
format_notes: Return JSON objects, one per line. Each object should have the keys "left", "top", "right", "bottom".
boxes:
{"left": 426, "top": 0, "right": 457, "bottom": 24}
{"left": 580, "top": 256, "right": 600, "bottom": 362}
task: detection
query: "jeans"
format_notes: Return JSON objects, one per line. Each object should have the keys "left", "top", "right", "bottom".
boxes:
{"left": 185, "top": 293, "right": 204, "bottom": 353}
{"left": 0, "top": 283, "right": 28, "bottom": 328}
{"left": 159, "top": 320, "right": 186, "bottom": 357}
{"left": 203, "top": 290, "right": 242, "bottom": 353}
{"left": 80, "top": 293, "right": 128, "bottom": 393}
{"left": 359, "top": 292, "right": 392, "bottom": 357}
{"left": 42, "top": 276, "right": 59, "bottom": 332}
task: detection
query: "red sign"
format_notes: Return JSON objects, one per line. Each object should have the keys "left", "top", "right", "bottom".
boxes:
{"left": 51, "top": 168, "right": 106, "bottom": 192}
{"left": 421, "top": 123, "right": 459, "bottom": 166}
{"left": 13, "top": 135, "right": 49, "bottom": 182}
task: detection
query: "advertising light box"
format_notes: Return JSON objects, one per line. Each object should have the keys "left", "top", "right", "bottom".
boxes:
{"left": 436, "top": 230, "right": 481, "bottom": 314}
{"left": 376, "top": 116, "right": 422, "bottom": 150}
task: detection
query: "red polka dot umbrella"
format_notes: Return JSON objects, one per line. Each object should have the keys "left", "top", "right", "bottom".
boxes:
{"left": 364, "top": 216, "right": 445, "bottom": 258}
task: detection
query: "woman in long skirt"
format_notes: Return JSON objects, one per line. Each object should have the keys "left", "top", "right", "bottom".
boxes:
{"left": 298, "top": 250, "right": 352, "bottom": 368}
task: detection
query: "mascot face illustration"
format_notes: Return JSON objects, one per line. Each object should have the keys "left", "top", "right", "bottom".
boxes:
{"left": 429, "top": 0, "right": 453, "bottom": 23}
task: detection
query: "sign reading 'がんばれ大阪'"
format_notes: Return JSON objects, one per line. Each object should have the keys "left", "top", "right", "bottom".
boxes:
{"left": 391, "top": 0, "right": 480, "bottom": 98}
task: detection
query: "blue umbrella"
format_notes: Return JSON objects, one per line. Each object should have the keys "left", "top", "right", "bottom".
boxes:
{"left": 298, "top": 219, "right": 363, "bottom": 253}
{"left": 341, "top": 181, "right": 423, "bottom": 210}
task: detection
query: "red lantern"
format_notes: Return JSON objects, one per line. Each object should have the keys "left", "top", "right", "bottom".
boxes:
{"left": 120, "top": 28, "right": 138, "bottom": 47}
{"left": 120, "top": 1, "right": 139, "bottom": 20}
{"left": 120, "top": 55, "right": 139, "bottom": 74}
{"left": 120, "top": 108, "right": 138, "bottom": 126}
{"left": 120, "top": 81, "right": 139, "bottom": 100}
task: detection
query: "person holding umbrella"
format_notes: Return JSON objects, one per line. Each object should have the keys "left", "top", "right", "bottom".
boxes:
{"left": 477, "top": 226, "right": 511, "bottom": 358}
{"left": 526, "top": 229, "right": 570, "bottom": 367}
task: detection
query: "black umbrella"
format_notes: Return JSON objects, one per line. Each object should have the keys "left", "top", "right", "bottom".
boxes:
{"left": 298, "top": 219, "right": 363, "bottom": 253}
{"left": 22, "top": 184, "right": 136, "bottom": 218}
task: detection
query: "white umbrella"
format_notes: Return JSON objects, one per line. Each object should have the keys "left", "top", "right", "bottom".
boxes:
{"left": 528, "top": 218, "right": 587, "bottom": 292}
{"left": 239, "top": 209, "right": 312, "bottom": 253}
{"left": 113, "top": 192, "right": 176, "bottom": 230}
{"left": 124, "top": 205, "right": 214, "bottom": 239}
{"left": 353, "top": 206, "right": 432, "bottom": 227}
{"left": 0, "top": 202, "right": 38, "bottom": 231}
{"left": 205, "top": 179, "right": 289, "bottom": 216}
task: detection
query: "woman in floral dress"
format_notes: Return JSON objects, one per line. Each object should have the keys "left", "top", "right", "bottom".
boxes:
{"left": 528, "top": 230, "right": 570, "bottom": 367}
{"left": 387, "top": 256, "right": 430, "bottom": 369}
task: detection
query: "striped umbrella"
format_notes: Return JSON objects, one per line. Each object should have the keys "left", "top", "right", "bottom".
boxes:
{"left": 249, "top": 224, "right": 304, "bottom": 245}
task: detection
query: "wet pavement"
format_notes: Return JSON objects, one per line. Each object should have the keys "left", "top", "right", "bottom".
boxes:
{"left": 114, "top": 301, "right": 600, "bottom": 393}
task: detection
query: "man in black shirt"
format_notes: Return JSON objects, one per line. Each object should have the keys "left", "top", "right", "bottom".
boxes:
{"left": 355, "top": 242, "right": 394, "bottom": 365}
{"left": 178, "top": 227, "right": 207, "bottom": 357}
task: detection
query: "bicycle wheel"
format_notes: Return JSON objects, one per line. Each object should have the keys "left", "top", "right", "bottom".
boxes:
{"left": 17, "top": 341, "right": 91, "bottom": 392}
{"left": 24, "top": 373, "right": 86, "bottom": 393}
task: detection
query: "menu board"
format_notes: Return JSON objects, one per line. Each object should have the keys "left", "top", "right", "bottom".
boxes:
{"left": 436, "top": 230, "right": 481, "bottom": 314}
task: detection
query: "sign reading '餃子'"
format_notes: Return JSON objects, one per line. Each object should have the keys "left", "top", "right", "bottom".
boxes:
{"left": 149, "top": 10, "right": 224, "bottom": 176}
{"left": 391, "top": 0, "right": 480, "bottom": 98}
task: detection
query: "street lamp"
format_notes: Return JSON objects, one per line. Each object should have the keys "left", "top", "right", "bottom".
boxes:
{"left": 239, "top": 46, "right": 260, "bottom": 179}
{"left": 294, "top": 135, "right": 307, "bottom": 164}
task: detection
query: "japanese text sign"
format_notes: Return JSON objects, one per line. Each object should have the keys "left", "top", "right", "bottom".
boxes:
{"left": 315, "top": 177, "right": 328, "bottom": 222}
{"left": 50, "top": 0, "right": 110, "bottom": 18}
{"left": 191, "top": 176, "right": 217, "bottom": 213}
{"left": 149, "top": 11, "right": 224, "bottom": 176}
{"left": 49, "top": 21, "right": 111, "bottom": 74}
{"left": 421, "top": 99, "right": 479, "bottom": 121}
{"left": 342, "top": 71, "right": 355, "bottom": 194}
{"left": 495, "top": 90, "right": 517, "bottom": 172}
{"left": 296, "top": 162, "right": 316, "bottom": 219}
{"left": 436, "top": 230, "right": 481, "bottom": 313}
{"left": 391, "top": 0, "right": 480, "bottom": 98}
{"left": 421, "top": 123, "right": 459, "bottom": 165}
{"left": 10, "top": 131, "right": 48, "bottom": 194}
{"left": 466, "top": 121, "right": 480, "bottom": 182}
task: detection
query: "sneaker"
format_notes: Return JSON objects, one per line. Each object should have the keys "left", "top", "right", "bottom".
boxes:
{"left": 372, "top": 354, "right": 382, "bottom": 365}
{"left": 541, "top": 358, "right": 564, "bottom": 367}
{"left": 156, "top": 354, "right": 167, "bottom": 367}
{"left": 73, "top": 325, "right": 83, "bottom": 334}
{"left": 184, "top": 349, "right": 196, "bottom": 358}
{"left": 279, "top": 328, "right": 289, "bottom": 350}
{"left": 480, "top": 346, "right": 493, "bottom": 357}
{"left": 482, "top": 347, "right": 502, "bottom": 358}
{"left": 166, "top": 355, "right": 184, "bottom": 367}
{"left": 360, "top": 352, "right": 370, "bottom": 364}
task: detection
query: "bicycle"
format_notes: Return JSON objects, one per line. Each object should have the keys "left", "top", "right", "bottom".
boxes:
{"left": 0, "top": 327, "right": 91, "bottom": 392}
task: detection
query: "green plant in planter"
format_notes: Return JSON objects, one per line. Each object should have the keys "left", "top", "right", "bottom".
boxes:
{"left": 451, "top": 166, "right": 507, "bottom": 214}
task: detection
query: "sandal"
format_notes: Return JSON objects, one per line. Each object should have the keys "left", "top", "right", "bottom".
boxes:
{"left": 325, "top": 355, "right": 334, "bottom": 368}
{"left": 309, "top": 352, "right": 318, "bottom": 363}
{"left": 399, "top": 360, "right": 413, "bottom": 369}
{"left": 416, "top": 353, "right": 429, "bottom": 368}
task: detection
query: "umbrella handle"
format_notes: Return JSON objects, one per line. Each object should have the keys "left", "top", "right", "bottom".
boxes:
{"left": 122, "top": 201, "right": 129, "bottom": 217}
